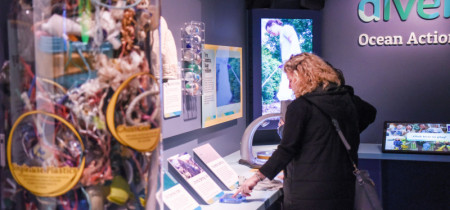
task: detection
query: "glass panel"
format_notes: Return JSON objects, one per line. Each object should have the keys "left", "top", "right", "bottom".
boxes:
{"left": 3, "top": 0, "right": 162, "bottom": 209}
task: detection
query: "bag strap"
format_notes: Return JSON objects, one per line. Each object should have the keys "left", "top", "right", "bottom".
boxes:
{"left": 301, "top": 96, "right": 361, "bottom": 174}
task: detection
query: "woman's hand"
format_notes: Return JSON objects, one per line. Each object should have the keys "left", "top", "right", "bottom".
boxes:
{"left": 233, "top": 172, "right": 265, "bottom": 197}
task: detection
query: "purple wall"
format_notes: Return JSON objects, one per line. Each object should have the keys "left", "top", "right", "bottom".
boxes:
{"left": 322, "top": 2, "right": 450, "bottom": 209}
{"left": 322, "top": 0, "right": 450, "bottom": 143}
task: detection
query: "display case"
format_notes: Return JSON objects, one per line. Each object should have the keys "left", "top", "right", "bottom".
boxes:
{"left": 2, "top": 0, "right": 162, "bottom": 209}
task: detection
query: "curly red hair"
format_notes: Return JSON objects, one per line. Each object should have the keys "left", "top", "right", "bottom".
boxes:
{"left": 284, "top": 53, "right": 341, "bottom": 97}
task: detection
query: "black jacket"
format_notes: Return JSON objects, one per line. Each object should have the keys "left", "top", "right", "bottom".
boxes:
{"left": 259, "top": 85, "right": 377, "bottom": 210}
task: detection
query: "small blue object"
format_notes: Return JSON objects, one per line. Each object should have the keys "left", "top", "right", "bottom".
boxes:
{"left": 219, "top": 193, "right": 246, "bottom": 204}
{"left": 39, "top": 36, "right": 67, "bottom": 53}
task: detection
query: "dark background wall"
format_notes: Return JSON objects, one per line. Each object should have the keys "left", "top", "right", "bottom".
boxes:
{"left": 321, "top": 0, "right": 450, "bottom": 143}
{"left": 0, "top": 0, "right": 13, "bottom": 66}
{"left": 321, "top": 2, "right": 450, "bottom": 209}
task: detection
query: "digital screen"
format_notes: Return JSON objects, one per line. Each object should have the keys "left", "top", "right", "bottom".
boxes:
{"left": 249, "top": 9, "right": 321, "bottom": 129}
{"left": 260, "top": 18, "right": 313, "bottom": 115}
{"left": 382, "top": 122, "right": 450, "bottom": 154}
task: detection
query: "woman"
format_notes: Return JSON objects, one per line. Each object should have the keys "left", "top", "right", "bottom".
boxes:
{"left": 233, "top": 53, "right": 377, "bottom": 209}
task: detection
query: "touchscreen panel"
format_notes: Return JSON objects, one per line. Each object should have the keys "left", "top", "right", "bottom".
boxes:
{"left": 382, "top": 122, "right": 450, "bottom": 154}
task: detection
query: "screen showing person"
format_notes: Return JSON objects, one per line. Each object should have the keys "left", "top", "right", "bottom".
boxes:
{"left": 261, "top": 18, "right": 314, "bottom": 115}
{"left": 383, "top": 122, "right": 450, "bottom": 153}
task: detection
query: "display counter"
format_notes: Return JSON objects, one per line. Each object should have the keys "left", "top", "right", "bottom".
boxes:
{"left": 357, "top": 144, "right": 449, "bottom": 210}
{"left": 199, "top": 143, "right": 449, "bottom": 209}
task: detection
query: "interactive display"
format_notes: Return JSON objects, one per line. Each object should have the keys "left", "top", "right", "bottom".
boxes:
{"left": 382, "top": 122, "right": 450, "bottom": 154}
{"left": 250, "top": 9, "right": 321, "bottom": 128}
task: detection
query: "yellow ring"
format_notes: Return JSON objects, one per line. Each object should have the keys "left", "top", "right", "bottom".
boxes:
{"left": 106, "top": 72, "right": 160, "bottom": 152}
{"left": 7, "top": 110, "right": 85, "bottom": 197}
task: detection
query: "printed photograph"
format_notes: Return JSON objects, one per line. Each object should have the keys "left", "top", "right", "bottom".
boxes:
{"left": 168, "top": 153, "right": 204, "bottom": 179}
{"left": 216, "top": 54, "right": 241, "bottom": 107}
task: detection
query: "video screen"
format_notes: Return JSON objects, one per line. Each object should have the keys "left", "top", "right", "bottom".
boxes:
{"left": 383, "top": 122, "right": 450, "bottom": 154}
{"left": 261, "top": 18, "right": 313, "bottom": 115}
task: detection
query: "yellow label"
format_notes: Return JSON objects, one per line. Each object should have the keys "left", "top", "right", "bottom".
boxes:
{"left": 12, "top": 164, "right": 78, "bottom": 195}
{"left": 117, "top": 125, "right": 160, "bottom": 152}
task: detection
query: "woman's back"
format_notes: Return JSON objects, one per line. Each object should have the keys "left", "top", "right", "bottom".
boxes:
{"left": 281, "top": 86, "right": 368, "bottom": 209}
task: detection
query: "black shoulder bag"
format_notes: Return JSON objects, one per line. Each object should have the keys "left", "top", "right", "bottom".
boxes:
{"left": 302, "top": 97, "right": 383, "bottom": 210}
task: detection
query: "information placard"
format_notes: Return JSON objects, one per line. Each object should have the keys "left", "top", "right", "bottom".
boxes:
{"left": 193, "top": 144, "right": 238, "bottom": 190}
{"left": 163, "top": 172, "right": 201, "bottom": 210}
{"left": 201, "top": 45, "right": 243, "bottom": 128}
{"left": 163, "top": 79, "right": 182, "bottom": 118}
